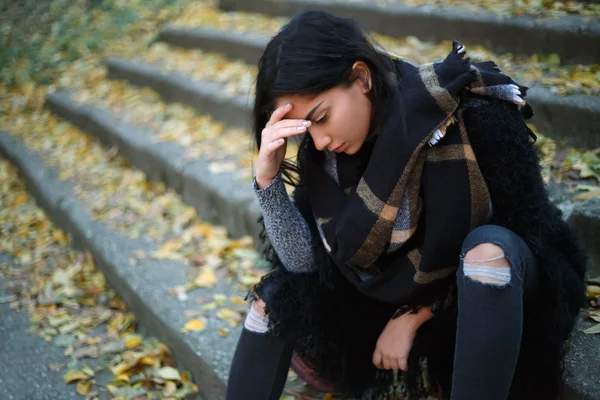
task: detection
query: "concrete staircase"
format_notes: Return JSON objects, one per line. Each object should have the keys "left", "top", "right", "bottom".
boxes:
{"left": 1, "top": 1, "right": 598, "bottom": 399}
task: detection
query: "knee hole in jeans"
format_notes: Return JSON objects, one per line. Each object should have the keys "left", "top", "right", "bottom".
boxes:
{"left": 244, "top": 298, "right": 270, "bottom": 333}
{"left": 462, "top": 243, "right": 511, "bottom": 287}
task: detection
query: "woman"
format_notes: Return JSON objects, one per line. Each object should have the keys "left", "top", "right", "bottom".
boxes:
{"left": 227, "top": 11, "right": 587, "bottom": 400}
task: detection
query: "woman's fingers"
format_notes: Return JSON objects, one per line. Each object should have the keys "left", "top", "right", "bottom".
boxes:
{"left": 398, "top": 357, "right": 408, "bottom": 372}
{"left": 265, "top": 138, "right": 286, "bottom": 153}
{"left": 383, "top": 355, "right": 400, "bottom": 371}
{"left": 265, "top": 103, "right": 292, "bottom": 127}
{"left": 262, "top": 120, "right": 311, "bottom": 142}
{"left": 372, "top": 349, "right": 383, "bottom": 369}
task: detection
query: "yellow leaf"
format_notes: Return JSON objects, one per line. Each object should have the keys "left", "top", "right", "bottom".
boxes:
{"left": 183, "top": 319, "right": 206, "bottom": 332}
{"left": 154, "top": 238, "right": 183, "bottom": 259}
{"left": 163, "top": 380, "right": 177, "bottom": 396}
{"left": 194, "top": 267, "right": 217, "bottom": 288}
{"left": 158, "top": 343, "right": 172, "bottom": 357}
{"left": 200, "top": 301, "right": 218, "bottom": 311}
{"left": 587, "top": 285, "right": 600, "bottom": 297}
{"left": 216, "top": 308, "right": 242, "bottom": 323}
{"left": 181, "top": 370, "right": 192, "bottom": 384}
{"left": 111, "top": 360, "right": 136, "bottom": 376}
{"left": 52, "top": 230, "right": 69, "bottom": 245}
{"left": 115, "top": 373, "right": 130, "bottom": 383}
{"left": 124, "top": 333, "right": 143, "bottom": 349}
{"left": 10, "top": 193, "right": 28, "bottom": 207}
{"left": 213, "top": 293, "right": 227, "bottom": 305}
{"left": 76, "top": 380, "right": 91, "bottom": 395}
{"left": 218, "top": 328, "right": 228, "bottom": 337}
{"left": 63, "top": 369, "right": 89, "bottom": 383}
{"left": 230, "top": 296, "right": 246, "bottom": 305}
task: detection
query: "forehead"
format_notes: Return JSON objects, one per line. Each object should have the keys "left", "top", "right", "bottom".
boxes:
{"left": 274, "top": 90, "right": 334, "bottom": 119}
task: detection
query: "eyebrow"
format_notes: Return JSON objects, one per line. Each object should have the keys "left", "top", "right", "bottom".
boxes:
{"left": 305, "top": 101, "right": 324, "bottom": 121}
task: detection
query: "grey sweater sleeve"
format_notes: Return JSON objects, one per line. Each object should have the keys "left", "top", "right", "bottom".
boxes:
{"left": 252, "top": 172, "right": 317, "bottom": 273}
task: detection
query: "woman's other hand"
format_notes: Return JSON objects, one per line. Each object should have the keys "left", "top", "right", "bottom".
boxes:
{"left": 372, "top": 307, "right": 433, "bottom": 371}
{"left": 255, "top": 103, "right": 311, "bottom": 189}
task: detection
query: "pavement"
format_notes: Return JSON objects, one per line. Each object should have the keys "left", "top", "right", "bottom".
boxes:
{"left": 0, "top": 254, "right": 82, "bottom": 400}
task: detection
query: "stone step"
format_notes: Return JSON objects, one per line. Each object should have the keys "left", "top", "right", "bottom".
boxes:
{"left": 75, "top": 59, "right": 600, "bottom": 277}
{"left": 105, "top": 57, "right": 251, "bottom": 131}
{"left": 45, "top": 91, "right": 262, "bottom": 246}
{"left": 158, "top": 26, "right": 268, "bottom": 66}
{"left": 219, "top": 0, "right": 600, "bottom": 65}
{"left": 0, "top": 131, "right": 246, "bottom": 400}
{"left": 156, "top": 26, "right": 600, "bottom": 149}
{"left": 1, "top": 128, "right": 598, "bottom": 399}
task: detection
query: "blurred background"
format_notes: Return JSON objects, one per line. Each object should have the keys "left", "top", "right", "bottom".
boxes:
{"left": 0, "top": 0, "right": 599, "bottom": 399}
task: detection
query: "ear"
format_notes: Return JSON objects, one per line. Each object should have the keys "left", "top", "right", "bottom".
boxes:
{"left": 351, "top": 61, "right": 372, "bottom": 93}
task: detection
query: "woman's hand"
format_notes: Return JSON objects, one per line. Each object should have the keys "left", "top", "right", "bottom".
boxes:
{"left": 255, "top": 103, "right": 311, "bottom": 188}
{"left": 372, "top": 307, "right": 433, "bottom": 371}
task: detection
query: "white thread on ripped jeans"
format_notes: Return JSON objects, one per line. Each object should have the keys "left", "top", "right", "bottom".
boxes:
{"left": 244, "top": 303, "right": 270, "bottom": 333}
{"left": 463, "top": 253, "right": 511, "bottom": 286}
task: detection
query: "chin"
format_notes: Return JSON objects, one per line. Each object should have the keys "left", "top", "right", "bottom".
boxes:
{"left": 344, "top": 144, "right": 358, "bottom": 155}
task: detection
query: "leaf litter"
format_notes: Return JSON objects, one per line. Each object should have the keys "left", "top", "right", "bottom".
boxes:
{"left": 0, "top": 0, "right": 598, "bottom": 398}
{"left": 346, "top": 0, "right": 600, "bottom": 18}
{"left": 0, "top": 160, "right": 198, "bottom": 399}
{"left": 167, "top": 3, "right": 600, "bottom": 97}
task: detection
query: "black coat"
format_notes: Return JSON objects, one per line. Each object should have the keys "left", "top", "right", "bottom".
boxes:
{"left": 253, "top": 96, "right": 587, "bottom": 399}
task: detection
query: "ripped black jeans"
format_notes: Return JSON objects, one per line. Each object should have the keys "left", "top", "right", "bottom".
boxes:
{"left": 226, "top": 225, "right": 539, "bottom": 400}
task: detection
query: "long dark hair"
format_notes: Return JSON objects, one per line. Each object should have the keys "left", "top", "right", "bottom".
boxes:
{"left": 253, "top": 10, "right": 397, "bottom": 187}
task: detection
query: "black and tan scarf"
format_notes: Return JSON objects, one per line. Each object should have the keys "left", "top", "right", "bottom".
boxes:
{"left": 306, "top": 42, "right": 533, "bottom": 306}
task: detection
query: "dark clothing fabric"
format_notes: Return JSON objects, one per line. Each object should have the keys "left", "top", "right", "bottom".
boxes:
{"left": 227, "top": 326, "right": 294, "bottom": 400}
{"left": 227, "top": 224, "right": 541, "bottom": 400}
{"left": 451, "top": 224, "right": 539, "bottom": 400}
{"left": 250, "top": 97, "right": 587, "bottom": 399}
{"left": 306, "top": 43, "right": 527, "bottom": 307}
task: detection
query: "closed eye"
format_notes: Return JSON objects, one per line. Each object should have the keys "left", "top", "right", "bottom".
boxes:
{"left": 315, "top": 113, "right": 328, "bottom": 124}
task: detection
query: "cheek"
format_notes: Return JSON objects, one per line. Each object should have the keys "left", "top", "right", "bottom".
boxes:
{"left": 334, "top": 97, "right": 368, "bottom": 139}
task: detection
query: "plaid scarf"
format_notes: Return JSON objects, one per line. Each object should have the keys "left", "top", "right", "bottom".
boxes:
{"left": 306, "top": 42, "right": 532, "bottom": 305}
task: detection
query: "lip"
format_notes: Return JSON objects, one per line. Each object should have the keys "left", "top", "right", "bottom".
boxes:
{"left": 333, "top": 143, "right": 346, "bottom": 152}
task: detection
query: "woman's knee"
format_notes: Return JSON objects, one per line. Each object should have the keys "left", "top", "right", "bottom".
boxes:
{"left": 245, "top": 297, "right": 270, "bottom": 333}
{"left": 460, "top": 225, "right": 525, "bottom": 288}
{"left": 462, "top": 243, "right": 511, "bottom": 287}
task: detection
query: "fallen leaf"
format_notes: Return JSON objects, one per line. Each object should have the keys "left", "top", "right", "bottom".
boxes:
{"left": 194, "top": 267, "right": 217, "bottom": 288}
{"left": 583, "top": 323, "right": 600, "bottom": 334}
{"left": 76, "top": 380, "right": 91, "bottom": 395}
{"left": 183, "top": 319, "right": 206, "bottom": 332}
{"left": 63, "top": 369, "right": 89, "bottom": 383}
{"left": 588, "top": 285, "right": 600, "bottom": 298}
{"left": 156, "top": 366, "right": 181, "bottom": 381}
{"left": 230, "top": 295, "right": 246, "bottom": 305}
{"left": 124, "top": 333, "right": 143, "bottom": 349}
{"left": 573, "top": 189, "right": 600, "bottom": 202}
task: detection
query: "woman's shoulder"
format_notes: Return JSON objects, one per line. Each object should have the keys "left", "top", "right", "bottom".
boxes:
{"left": 461, "top": 95, "right": 536, "bottom": 147}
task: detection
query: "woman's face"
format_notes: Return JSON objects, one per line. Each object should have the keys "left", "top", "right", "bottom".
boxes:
{"left": 274, "top": 62, "right": 372, "bottom": 155}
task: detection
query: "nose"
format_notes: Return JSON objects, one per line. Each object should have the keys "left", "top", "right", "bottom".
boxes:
{"left": 312, "top": 132, "right": 332, "bottom": 151}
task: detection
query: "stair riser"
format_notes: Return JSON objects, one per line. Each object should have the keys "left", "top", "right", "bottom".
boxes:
{"left": 219, "top": 0, "right": 600, "bottom": 64}
{"left": 158, "top": 29, "right": 600, "bottom": 148}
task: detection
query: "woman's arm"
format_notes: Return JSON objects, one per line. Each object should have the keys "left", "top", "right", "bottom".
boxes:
{"left": 463, "top": 95, "right": 586, "bottom": 308}
{"left": 253, "top": 171, "right": 317, "bottom": 273}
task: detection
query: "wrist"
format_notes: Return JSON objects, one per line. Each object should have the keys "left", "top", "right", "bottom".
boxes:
{"left": 392, "top": 306, "right": 433, "bottom": 329}
{"left": 256, "top": 174, "right": 276, "bottom": 189}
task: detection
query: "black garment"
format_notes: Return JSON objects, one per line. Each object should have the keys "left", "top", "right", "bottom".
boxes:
{"left": 249, "top": 97, "right": 587, "bottom": 399}
{"left": 227, "top": 224, "right": 540, "bottom": 400}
